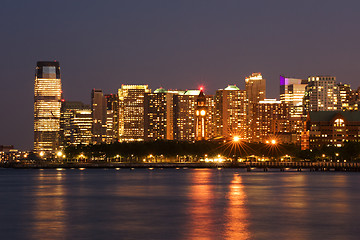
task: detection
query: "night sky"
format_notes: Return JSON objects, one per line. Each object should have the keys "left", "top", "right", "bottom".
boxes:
{"left": 1, "top": 0, "right": 360, "bottom": 150}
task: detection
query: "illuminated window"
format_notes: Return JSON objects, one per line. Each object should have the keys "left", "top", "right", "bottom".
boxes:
{"left": 334, "top": 119, "right": 345, "bottom": 127}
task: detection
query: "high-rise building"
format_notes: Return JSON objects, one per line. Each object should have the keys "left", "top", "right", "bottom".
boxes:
{"left": 71, "top": 109, "right": 92, "bottom": 145}
{"left": 144, "top": 88, "right": 175, "bottom": 141}
{"left": 118, "top": 85, "right": 151, "bottom": 141}
{"left": 60, "top": 101, "right": 90, "bottom": 147}
{"left": 214, "top": 85, "right": 248, "bottom": 140}
{"left": 337, "top": 83, "right": 352, "bottom": 111}
{"left": 204, "top": 94, "right": 216, "bottom": 140}
{"left": 245, "top": 73, "right": 266, "bottom": 140}
{"left": 91, "top": 89, "right": 107, "bottom": 144}
{"left": 105, "top": 94, "right": 119, "bottom": 143}
{"left": 280, "top": 76, "right": 307, "bottom": 116}
{"left": 245, "top": 72, "right": 266, "bottom": 108}
{"left": 173, "top": 90, "right": 199, "bottom": 141}
{"left": 349, "top": 87, "right": 360, "bottom": 111}
{"left": 34, "top": 61, "right": 62, "bottom": 154}
{"left": 303, "top": 76, "right": 340, "bottom": 114}
{"left": 172, "top": 89, "right": 214, "bottom": 141}
{"left": 105, "top": 110, "right": 115, "bottom": 143}
{"left": 279, "top": 76, "right": 308, "bottom": 143}
{"left": 253, "top": 99, "right": 291, "bottom": 143}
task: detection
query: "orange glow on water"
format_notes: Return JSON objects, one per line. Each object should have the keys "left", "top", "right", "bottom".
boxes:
{"left": 224, "top": 174, "right": 251, "bottom": 239}
{"left": 186, "top": 169, "right": 215, "bottom": 239}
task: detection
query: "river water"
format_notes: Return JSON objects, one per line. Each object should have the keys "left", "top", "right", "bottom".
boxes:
{"left": 0, "top": 168, "right": 359, "bottom": 240}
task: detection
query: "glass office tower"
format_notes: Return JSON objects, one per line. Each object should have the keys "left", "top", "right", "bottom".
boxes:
{"left": 34, "top": 61, "right": 62, "bottom": 155}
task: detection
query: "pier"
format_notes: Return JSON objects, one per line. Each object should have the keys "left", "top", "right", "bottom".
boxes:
{"left": 2, "top": 161, "right": 360, "bottom": 171}
{"left": 243, "top": 161, "right": 360, "bottom": 172}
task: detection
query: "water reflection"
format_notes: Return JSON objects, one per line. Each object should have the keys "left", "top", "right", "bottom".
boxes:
{"left": 30, "top": 170, "right": 67, "bottom": 239}
{"left": 10, "top": 169, "right": 359, "bottom": 240}
{"left": 280, "top": 174, "right": 309, "bottom": 240}
{"left": 331, "top": 175, "right": 350, "bottom": 215}
{"left": 186, "top": 169, "right": 216, "bottom": 239}
{"left": 224, "top": 174, "right": 250, "bottom": 240}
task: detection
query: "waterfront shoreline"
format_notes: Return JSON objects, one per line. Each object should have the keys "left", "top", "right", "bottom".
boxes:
{"left": 2, "top": 161, "right": 360, "bottom": 171}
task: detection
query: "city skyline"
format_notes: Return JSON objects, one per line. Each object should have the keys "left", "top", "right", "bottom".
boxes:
{"left": 2, "top": 2, "right": 360, "bottom": 239}
{"left": 31, "top": 61, "right": 359, "bottom": 155}
{"left": 2, "top": 1, "right": 360, "bottom": 150}
{"left": 4, "top": 60, "right": 360, "bottom": 151}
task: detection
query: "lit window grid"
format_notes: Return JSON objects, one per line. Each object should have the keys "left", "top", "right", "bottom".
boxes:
{"left": 34, "top": 75, "right": 62, "bottom": 152}
{"left": 34, "top": 79, "right": 62, "bottom": 97}
{"left": 118, "top": 86, "right": 150, "bottom": 140}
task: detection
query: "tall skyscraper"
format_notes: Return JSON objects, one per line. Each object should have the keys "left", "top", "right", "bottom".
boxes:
{"left": 173, "top": 90, "right": 199, "bottom": 141}
{"left": 118, "top": 85, "right": 151, "bottom": 141}
{"left": 91, "top": 89, "right": 107, "bottom": 144}
{"left": 245, "top": 73, "right": 266, "bottom": 107}
{"left": 245, "top": 73, "right": 266, "bottom": 139}
{"left": 144, "top": 88, "right": 175, "bottom": 141}
{"left": 34, "top": 61, "right": 62, "bottom": 154}
{"left": 214, "top": 85, "right": 248, "bottom": 140}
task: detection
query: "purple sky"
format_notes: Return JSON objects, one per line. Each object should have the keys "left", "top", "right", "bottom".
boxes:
{"left": 1, "top": 0, "right": 360, "bottom": 150}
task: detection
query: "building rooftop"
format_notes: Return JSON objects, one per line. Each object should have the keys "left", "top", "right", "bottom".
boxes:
{"left": 280, "top": 75, "right": 306, "bottom": 86}
{"left": 224, "top": 85, "right": 240, "bottom": 90}
{"left": 121, "top": 84, "right": 149, "bottom": 90}
{"left": 259, "top": 99, "right": 281, "bottom": 104}
{"left": 184, "top": 90, "right": 201, "bottom": 96}
{"left": 36, "top": 61, "right": 60, "bottom": 67}
{"left": 245, "top": 72, "right": 263, "bottom": 81}
{"left": 154, "top": 88, "right": 167, "bottom": 93}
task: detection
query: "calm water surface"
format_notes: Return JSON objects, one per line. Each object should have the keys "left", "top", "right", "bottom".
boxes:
{"left": 0, "top": 168, "right": 359, "bottom": 240}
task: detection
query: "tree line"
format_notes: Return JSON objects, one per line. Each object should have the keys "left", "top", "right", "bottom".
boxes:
{"left": 63, "top": 140, "right": 360, "bottom": 162}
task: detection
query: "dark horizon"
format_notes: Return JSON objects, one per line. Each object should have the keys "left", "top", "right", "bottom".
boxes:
{"left": 1, "top": 0, "right": 360, "bottom": 150}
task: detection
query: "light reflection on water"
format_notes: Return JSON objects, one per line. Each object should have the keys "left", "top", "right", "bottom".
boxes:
{"left": 186, "top": 169, "right": 216, "bottom": 239}
{"left": 274, "top": 174, "right": 309, "bottom": 240}
{"left": 31, "top": 171, "right": 67, "bottom": 239}
{"left": 224, "top": 174, "right": 250, "bottom": 240}
{"left": 0, "top": 169, "right": 360, "bottom": 240}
